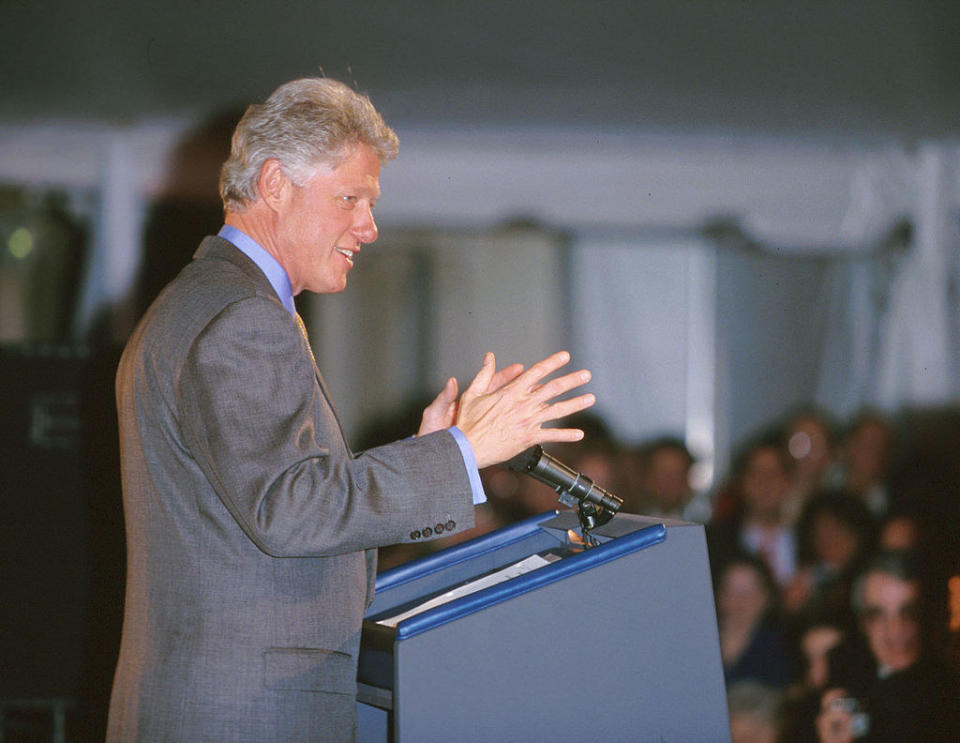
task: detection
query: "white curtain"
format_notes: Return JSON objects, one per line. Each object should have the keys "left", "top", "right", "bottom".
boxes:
{"left": 815, "top": 142, "right": 960, "bottom": 415}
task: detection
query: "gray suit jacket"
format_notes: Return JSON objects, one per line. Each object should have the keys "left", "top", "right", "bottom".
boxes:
{"left": 107, "top": 236, "right": 475, "bottom": 742}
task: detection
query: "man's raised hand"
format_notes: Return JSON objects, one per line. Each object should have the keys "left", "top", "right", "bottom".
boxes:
{"left": 456, "top": 351, "right": 595, "bottom": 470}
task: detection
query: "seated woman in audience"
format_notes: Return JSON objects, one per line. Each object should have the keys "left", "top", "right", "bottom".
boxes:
{"left": 716, "top": 552, "right": 793, "bottom": 688}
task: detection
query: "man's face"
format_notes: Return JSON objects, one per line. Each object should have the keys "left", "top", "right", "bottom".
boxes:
{"left": 646, "top": 448, "right": 691, "bottom": 511}
{"left": 274, "top": 143, "right": 381, "bottom": 295}
{"left": 717, "top": 564, "right": 770, "bottom": 627}
{"left": 812, "top": 512, "right": 860, "bottom": 570}
{"left": 860, "top": 571, "right": 921, "bottom": 673}
{"left": 742, "top": 447, "right": 790, "bottom": 518}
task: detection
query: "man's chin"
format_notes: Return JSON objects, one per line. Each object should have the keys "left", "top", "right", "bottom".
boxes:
{"left": 309, "top": 278, "right": 349, "bottom": 295}
{"left": 883, "top": 653, "right": 919, "bottom": 672}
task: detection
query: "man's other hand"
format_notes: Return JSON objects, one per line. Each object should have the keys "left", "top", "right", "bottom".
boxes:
{"left": 417, "top": 361, "right": 526, "bottom": 437}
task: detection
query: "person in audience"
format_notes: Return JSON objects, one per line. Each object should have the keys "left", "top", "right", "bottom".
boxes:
{"left": 876, "top": 510, "right": 920, "bottom": 552}
{"left": 709, "top": 435, "right": 797, "bottom": 588}
{"left": 716, "top": 552, "right": 793, "bottom": 688}
{"left": 828, "top": 411, "right": 893, "bottom": 518}
{"left": 799, "top": 619, "right": 847, "bottom": 692}
{"left": 631, "top": 436, "right": 696, "bottom": 519}
{"left": 813, "top": 550, "right": 960, "bottom": 742}
{"left": 784, "top": 490, "right": 875, "bottom": 624}
{"left": 780, "top": 617, "right": 847, "bottom": 743}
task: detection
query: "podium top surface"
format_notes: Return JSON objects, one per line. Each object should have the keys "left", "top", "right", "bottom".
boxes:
{"left": 373, "top": 515, "right": 667, "bottom": 640}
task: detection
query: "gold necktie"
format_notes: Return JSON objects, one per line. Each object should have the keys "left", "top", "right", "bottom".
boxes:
{"left": 294, "top": 311, "right": 351, "bottom": 450}
{"left": 295, "top": 312, "right": 316, "bottom": 365}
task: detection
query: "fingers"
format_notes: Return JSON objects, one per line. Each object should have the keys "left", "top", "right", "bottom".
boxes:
{"left": 537, "top": 427, "right": 586, "bottom": 444}
{"left": 455, "top": 349, "right": 596, "bottom": 468}
{"left": 417, "top": 376, "right": 460, "bottom": 437}
{"left": 816, "top": 689, "right": 854, "bottom": 743}
{"left": 528, "top": 368, "right": 593, "bottom": 406}
{"left": 464, "top": 351, "right": 496, "bottom": 398}
{"left": 541, "top": 391, "right": 596, "bottom": 422}
{"left": 518, "top": 350, "right": 573, "bottom": 386}
{"left": 528, "top": 393, "right": 596, "bottom": 442}
{"left": 487, "top": 362, "right": 524, "bottom": 393}
{"left": 819, "top": 689, "right": 848, "bottom": 711}
{"left": 439, "top": 376, "right": 458, "bottom": 404}
{"left": 469, "top": 350, "right": 578, "bottom": 400}
{"left": 506, "top": 351, "right": 591, "bottom": 404}
{"left": 426, "top": 376, "right": 458, "bottom": 412}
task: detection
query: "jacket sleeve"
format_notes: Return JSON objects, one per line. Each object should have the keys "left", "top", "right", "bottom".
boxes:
{"left": 176, "top": 295, "right": 475, "bottom": 557}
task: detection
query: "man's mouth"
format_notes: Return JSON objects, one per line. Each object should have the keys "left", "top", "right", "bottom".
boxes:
{"left": 335, "top": 248, "right": 355, "bottom": 266}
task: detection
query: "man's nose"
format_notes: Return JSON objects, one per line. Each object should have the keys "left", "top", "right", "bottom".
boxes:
{"left": 885, "top": 613, "right": 911, "bottom": 639}
{"left": 353, "top": 205, "right": 378, "bottom": 244}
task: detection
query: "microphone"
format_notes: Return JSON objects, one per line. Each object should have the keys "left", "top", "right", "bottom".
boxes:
{"left": 505, "top": 445, "right": 623, "bottom": 514}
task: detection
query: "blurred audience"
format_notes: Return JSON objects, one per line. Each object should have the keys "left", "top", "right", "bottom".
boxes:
{"left": 709, "top": 406, "right": 960, "bottom": 741}
{"left": 361, "top": 393, "right": 960, "bottom": 743}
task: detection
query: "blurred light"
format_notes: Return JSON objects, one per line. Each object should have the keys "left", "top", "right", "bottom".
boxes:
{"left": 788, "top": 431, "right": 812, "bottom": 460}
{"left": 689, "top": 461, "right": 713, "bottom": 491}
{"left": 949, "top": 575, "right": 960, "bottom": 632}
{"left": 8, "top": 227, "right": 33, "bottom": 259}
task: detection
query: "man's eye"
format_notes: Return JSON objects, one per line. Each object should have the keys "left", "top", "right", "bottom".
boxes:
{"left": 900, "top": 603, "right": 920, "bottom": 622}
{"left": 341, "top": 195, "right": 357, "bottom": 205}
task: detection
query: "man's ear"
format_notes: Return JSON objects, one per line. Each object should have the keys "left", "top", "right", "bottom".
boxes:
{"left": 258, "top": 159, "right": 289, "bottom": 212}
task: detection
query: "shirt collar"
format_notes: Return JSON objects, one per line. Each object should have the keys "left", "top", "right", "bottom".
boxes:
{"left": 218, "top": 224, "right": 296, "bottom": 316}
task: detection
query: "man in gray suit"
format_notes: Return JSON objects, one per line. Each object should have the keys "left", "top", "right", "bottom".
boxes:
{"left": 107, "top": 78, "right": 595, "bottom": 742}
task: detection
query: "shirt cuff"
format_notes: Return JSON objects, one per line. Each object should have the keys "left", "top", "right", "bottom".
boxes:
{"left": 447, "top": 426, "right": 487, "bottom": 505}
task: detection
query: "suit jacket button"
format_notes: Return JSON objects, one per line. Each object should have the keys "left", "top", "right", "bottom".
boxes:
{"left": 410, "top": 530, "right": 421, "bottom": 540}
{"left": 422, "top": 527, "right": 433, "bottom": 538}
{"left": 445, "top": 520, "right": 456, "bottom": 531}
{"left": 434, "top": 522, "right": 445, "bottom": 534}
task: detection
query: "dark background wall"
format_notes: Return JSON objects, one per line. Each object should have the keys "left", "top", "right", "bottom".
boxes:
{"left": 2, "top": 1, "right": 958, "bottom": 140}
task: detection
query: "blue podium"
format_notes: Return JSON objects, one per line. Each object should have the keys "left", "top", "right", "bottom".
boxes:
{"left": 357, "top": 511, "right": 730, "bottom": 742}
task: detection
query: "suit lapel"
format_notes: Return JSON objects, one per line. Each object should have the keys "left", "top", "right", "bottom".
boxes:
{"left": 196, "top": 235, "right": 355, "bottom": 456}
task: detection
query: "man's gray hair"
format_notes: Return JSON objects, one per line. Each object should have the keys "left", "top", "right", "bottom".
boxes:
{"left": 219, "top": 78, "right": 399, "bottom": 212}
